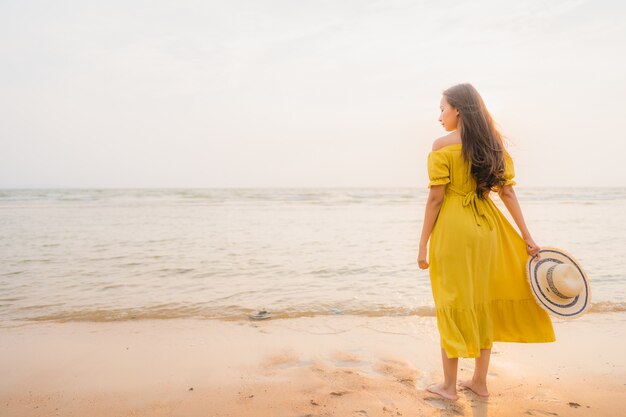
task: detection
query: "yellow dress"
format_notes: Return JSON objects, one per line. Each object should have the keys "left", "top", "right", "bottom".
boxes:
{"left": 427, "top": 143, "right": 555, "bottom": 359}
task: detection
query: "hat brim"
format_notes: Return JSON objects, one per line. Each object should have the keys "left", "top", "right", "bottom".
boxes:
{"left": 526, "top": 247, "right": 591, "bottom": 319}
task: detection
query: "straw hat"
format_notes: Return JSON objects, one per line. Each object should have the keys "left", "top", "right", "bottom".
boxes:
{"left": 526, "top": 247, "right": 591, "bottom": 318}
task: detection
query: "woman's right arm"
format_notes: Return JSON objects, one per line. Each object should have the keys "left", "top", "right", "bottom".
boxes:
{"left": 498, "top": 186, "right": 542, "bottom": 260}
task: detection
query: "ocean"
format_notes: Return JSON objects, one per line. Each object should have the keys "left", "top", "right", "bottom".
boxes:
{"left": 0, "top": 187, "right": 624, "bottom": 327}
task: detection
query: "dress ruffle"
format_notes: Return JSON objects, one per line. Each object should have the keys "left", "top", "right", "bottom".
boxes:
{"left": 436, "top": 299, "right": 556, "bottom": 358}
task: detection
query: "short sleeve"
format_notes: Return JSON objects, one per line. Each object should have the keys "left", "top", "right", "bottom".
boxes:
{"left": 427, "top": 152, "right": 450, "bottom": 188}
{"left": 502, "top": 152, "right": 517, "bottom": 186}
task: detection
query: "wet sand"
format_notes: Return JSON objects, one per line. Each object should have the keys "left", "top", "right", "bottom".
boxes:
{"left": 1, "top": 312, "right": 625, "bottom": 417}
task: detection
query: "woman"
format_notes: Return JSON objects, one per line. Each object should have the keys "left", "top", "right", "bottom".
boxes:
{"left": 417, "top": 83, "right": 556, "bottom": 401}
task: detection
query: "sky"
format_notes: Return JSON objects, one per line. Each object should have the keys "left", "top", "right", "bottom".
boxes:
{"left": 1, "top": 0, "right": 625, "bottom": 188}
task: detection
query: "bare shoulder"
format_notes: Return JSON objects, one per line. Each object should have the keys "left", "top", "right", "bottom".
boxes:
{"left": 432, "top": 132, "right": 462, "bottom": 151}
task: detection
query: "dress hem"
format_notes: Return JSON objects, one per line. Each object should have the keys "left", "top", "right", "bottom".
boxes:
{"left": 435, "top": 298, "right": 556, "bottom": 359}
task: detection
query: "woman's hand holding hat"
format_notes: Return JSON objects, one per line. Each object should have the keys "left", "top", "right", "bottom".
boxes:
{"left": 524, "top": 235, "right": 541, "bottom": 261}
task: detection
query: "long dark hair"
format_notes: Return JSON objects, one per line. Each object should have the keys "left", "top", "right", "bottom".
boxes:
{"left": 443, "top": 83, "right": 511, "bottom": 199}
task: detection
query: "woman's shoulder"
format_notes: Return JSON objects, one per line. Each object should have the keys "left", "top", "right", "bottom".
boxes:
{"left": 431, "top": 132, "right": 462, "bottom": 152}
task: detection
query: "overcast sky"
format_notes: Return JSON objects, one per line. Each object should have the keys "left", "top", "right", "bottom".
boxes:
{"left": 1, "top": 0, "right": 624, "bottom": 188}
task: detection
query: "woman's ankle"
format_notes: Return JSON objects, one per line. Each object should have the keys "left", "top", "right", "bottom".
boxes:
{"left": 471, "top": 377, "right": 487, "bottom": 385}
{"left": 442, "top": 381, "right": 458, "bottom": 391}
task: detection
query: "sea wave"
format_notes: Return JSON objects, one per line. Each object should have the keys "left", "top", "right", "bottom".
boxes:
{"left": 6, "top": 301, "right": 625, "bottom": 325}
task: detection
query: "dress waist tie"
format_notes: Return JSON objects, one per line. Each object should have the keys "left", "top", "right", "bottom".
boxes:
{"left": 446, "top": 185, "right": 494, "bottom": 231}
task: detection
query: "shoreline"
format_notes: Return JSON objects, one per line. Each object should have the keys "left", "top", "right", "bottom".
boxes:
{"left": 2, "top": 313, "right": 625, "bottom": 416}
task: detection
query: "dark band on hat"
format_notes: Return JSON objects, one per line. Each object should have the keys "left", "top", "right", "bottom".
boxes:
{"left": 534, "top": 258, "right": 579, "bottom": 308}
{"left": 546, "top": 262, "right": 576, "bottom": 300}
{"left": 528, "top": 249, "right": 588, "bottom": 317}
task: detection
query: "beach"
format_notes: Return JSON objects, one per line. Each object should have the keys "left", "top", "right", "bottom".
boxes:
{"left": 3, "top": 0, "right": 626, "bottom": 413}
{"left": 2, "top": 312, "right": 625, "bottom": 417}
{"left": 1, "top": 188, "right": 625, "bottom": 416}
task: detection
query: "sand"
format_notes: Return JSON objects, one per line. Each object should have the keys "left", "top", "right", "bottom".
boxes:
{"left": 1, "top": 312, "right": 625, "bottom": 417}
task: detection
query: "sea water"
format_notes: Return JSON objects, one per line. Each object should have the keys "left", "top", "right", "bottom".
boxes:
{"left": 0, "top": 187, "right": 624, "bottom": 327}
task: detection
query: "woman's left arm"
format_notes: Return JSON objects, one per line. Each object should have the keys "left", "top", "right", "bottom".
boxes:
{"left": 417, "top": 185, "right": 446, "bottom": 269}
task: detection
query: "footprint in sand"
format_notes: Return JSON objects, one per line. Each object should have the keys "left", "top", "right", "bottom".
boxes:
{"left": 423, "top": 396, "right": 464, "bottom": 415}
{"left": 371, "top": 357, "right": 420, "bottom": 386}
{"left": 328, "top": 350, "right": 365, "bottom": 364}
{"left": 528, "top": 393, "right": 560, "bottom": 403}
{"left": 259, "top": 349, "right": 309, "bottom": 371}
{"left": 327, "top": 350, "right": 371, "bottom": 374}
{"left": 330, "top": 390, "right": 351, "bottom": 396}
{"left": 524, "top": 409, "right": 558, "bottom": 416}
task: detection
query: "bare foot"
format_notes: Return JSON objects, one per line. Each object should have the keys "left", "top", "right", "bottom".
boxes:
{"left": 426, "top": 383, "right": 459, "bottom": 401}
{"left": 458, "top": 379, "right": 490, "bottom": 397}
